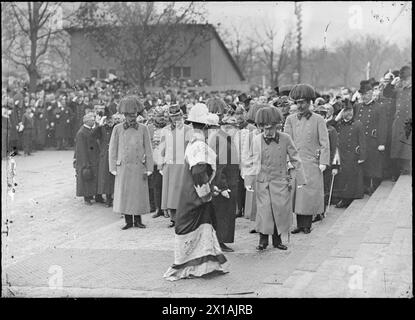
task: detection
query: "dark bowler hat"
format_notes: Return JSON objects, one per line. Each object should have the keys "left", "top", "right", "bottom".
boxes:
{"left": 359, "top": 80, "right": 373, "bottom": 94}
{"left": 238, "top": 93, "right": 252, "bottom": 104}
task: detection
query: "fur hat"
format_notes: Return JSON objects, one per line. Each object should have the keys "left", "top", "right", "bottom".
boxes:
{"left": 206, "top": 98, "right": 227, "bottom": 115}
{"left": 246, "top": 103, "right": 267, "bottom": 123}
{"left": 289, "top": 84, "right": 316, "bottom": 101}
{"left": 255, "top": 106, "right": 283, "bottom": 126}
{"left": 118, "top": 95, "right": 144, "bottom": 114}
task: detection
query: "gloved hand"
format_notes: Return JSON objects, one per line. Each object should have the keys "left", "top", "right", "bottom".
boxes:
{"left": 357, "top": 159, "right": 365, "bottom": 164}
{"left": 245, "top": 185, "right": 254, "bottom": 192}
{"left": 221, "top": 190, "right": 230, "bottom": 199}
{"left": 332, "top": 168, "right": 338, "bottom": 175}
{"left": 110, "top": 170, "right": 117, "bottom": 176}
{"left": 378, "top": 145, "right": 385, "bottom": 151}
{"left": 319, "top": 164, "right": 327, "bottom": 172}
{"left": 146, "top": 171, "right": 152, "bottom": 176}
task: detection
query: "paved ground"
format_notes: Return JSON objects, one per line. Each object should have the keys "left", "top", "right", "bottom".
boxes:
{"left": 1, "top": 150, "right": 412, "bottom": 298}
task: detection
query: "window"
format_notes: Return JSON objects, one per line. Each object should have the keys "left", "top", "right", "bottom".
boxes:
{"left": 182, "top": 67, "right": 191, "bottom": 78}
{"left": 173, "top": 67, "right": 181, "bottom": 78}
{"left": 90, "top": 69, "right": 98, "bottom": 78}
{"left": 99, "top": 69, "right": 107, "bottom": 79}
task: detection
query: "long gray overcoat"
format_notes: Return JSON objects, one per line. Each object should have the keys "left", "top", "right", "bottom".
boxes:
{"left": 109, "top": 123, "right": 154, "bottom": 215}
{"left": 284, "top": 112, "right": 330, "bottom": 216}
{"left": 245, "top": 132, "right": 306, "bottom": 235}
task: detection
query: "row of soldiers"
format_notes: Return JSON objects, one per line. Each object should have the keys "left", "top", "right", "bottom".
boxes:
{"left": 72, "top": 64, "right": 411, "bottom": 253}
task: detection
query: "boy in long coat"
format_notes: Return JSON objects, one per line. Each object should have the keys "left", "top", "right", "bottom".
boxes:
{"left": 354, "top": 81, "right": 387, "bottom": 194}
{"left": 147, "top": 106, "right": 168, "bottom": 219}
{"left": 74, "top": 113, "right": 100, "bottom": 205}
{"left": 284, "top": 84, "right": 330, "bottom": 234}
{"left": 245, "top": 106, "right": 306, "bottom": 251}
{"left": 109, "top": 96, "right": 154, "bottom": 230}
{"left": 333, "top": 105, "right": 366, "bottom": 208}
{"left": 208, "top": 113, "right": 240, "bottom": 252}
{"left": 160, "top": 104, "right": 191, "bottom": 227}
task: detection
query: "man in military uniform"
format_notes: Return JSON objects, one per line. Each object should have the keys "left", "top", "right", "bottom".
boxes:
{"left": 284, "top": 84, "right": 330, "bottom": 234}
{"left": 109, "top": 96, "right": 154, "bottom": 230}
{"left": 354, "top": 81, "right": 387, "bottom": 194}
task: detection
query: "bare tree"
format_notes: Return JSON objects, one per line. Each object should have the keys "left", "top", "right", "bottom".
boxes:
{"left": 252, "top": 21, "right": 293, "bottom": 88}
{"left": 3, "top": 2, "right": 74, "bottom": 92}
{"left": 217, "top": 22, "right": 258, "bottom": 81}
{"left": 75, "top": 2, "right": 210, "bottom": 93}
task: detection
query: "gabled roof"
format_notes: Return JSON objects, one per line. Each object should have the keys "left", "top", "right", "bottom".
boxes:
{"left": 65, "top": 23, "right": 245, "bottom": 81}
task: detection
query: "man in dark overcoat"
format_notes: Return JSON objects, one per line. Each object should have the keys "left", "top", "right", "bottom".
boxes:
{"left": 333, "top": 105, "right": 366, "bottom": 208}
{"left": 74, "top": 113, "right": 100, "bottom": 205}
{"left": 354, "top": 81, "right": 387, "bottom": 194}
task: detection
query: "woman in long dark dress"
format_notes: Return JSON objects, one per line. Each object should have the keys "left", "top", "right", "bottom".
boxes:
{"left": 164, "top": 103, "right": 228, "bottom": 281}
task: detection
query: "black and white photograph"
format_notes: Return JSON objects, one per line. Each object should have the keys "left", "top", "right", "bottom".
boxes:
{"left": 1, "top": 1, "right": 412, "bottom": 302}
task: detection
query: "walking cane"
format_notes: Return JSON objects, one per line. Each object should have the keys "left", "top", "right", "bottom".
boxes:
{"left": 325, "top": 172, "right": 335, "bottom": 217}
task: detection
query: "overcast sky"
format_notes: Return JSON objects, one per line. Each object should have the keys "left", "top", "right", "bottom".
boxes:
{"left": 204, "top": 1, "right": 412, "bottom": 49}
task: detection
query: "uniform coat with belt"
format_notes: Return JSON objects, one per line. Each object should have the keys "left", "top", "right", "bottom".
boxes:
{"left": 284, "top": 112, "right": 330, "bottom": 216}
{"left": 336, "top": 119, "right": 366, "bottom": 199}
{"left": 355, "top": 101, "right": 387, "bottom": 179}
{"left": 74, "top": 125, "right": 100, "bottom": 197}
{"left": 208, "top": 128, "right": 240, "bottom": 243}
{"left": 245, "top": 132, "right": 306, "bottom": 235}
{"left": 109, "top": 122, "right": 154, "bottom": 215}
{"left": 93, "top": 124, "right": 115, "bottom": 195}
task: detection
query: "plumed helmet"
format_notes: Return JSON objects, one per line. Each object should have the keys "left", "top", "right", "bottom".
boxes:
{"left": 246, "top": 103, "right": 267, "bottom": 123}
{"left": 168, "top": 103, "right": 182, "bottom": 117}
{"left": 289, "top": 84, "right": 316, "bottom": 101}
{"left": 118, "top": 95, "right": 144, "bottom": 114}
{"left": 255, "top": 106, "right": 283, "bottom": 126}
{"left": 206, "top": 98, "right": 227, "bottom": 115}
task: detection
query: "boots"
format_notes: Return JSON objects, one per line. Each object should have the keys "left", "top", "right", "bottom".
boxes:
{"left": 105, "top": 194, "right": 113, "bottom": 207}
{"left": 95, "top": 194, "right": 105, "bottom": 203}
{"left": 133, "top": 215, "right": 146, "bottom": 228}
{"left": 122, "top": 215, "right": 133, "bottom": 230}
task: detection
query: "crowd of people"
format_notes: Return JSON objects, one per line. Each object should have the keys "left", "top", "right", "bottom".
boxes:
{"left": 2, "top": 64, "right": 412, "bottom": 281}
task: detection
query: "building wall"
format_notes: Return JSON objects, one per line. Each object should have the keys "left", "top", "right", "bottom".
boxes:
{"left": 69, "top": 28, "right": 244, "bottom": 88}
{"left": 210, "top": 36, "right": 244, "bottom": 86}
{"left": 70, "top": 30, "right": 121, "bottom": 81}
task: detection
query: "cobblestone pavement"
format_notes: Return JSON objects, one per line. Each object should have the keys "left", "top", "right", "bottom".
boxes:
{"left": 1, "top": 150, "right": 412, "bottom": 297}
